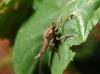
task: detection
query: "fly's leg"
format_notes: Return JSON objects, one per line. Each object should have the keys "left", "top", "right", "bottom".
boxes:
{"left": 49, "top": 35, "right": 73, "bottom": 61}
{"left": 56, "top": 35, "right": 73, "bottom": 41}
{"left": 53, "top": 35, "right": 73, "bottom": 60}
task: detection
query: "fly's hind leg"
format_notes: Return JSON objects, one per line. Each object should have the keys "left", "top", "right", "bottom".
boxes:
{"left": 48, "top": 38, "right": 61, "bottom": 60}
{"left": 55, "top": 48, "right": 60, "bottom": 60}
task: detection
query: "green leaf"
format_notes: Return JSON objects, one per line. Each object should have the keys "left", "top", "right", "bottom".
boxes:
{"left": 13, "top": 0, "right": 100, "bottom": 74}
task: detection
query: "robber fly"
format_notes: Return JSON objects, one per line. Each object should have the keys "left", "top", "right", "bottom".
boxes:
{"left": 34, "top": 20, "right": 72, "bottom": 60}
{"left": 34, "top": 23, "right": 59, "bottom": 60}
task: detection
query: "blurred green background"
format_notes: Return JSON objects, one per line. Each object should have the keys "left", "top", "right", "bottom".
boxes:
{"left": 0, "top": 0, "right": 100, "bottom": 74}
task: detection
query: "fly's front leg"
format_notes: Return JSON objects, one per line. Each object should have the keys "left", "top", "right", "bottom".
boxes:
{"left": 56, "top": 35, "right": 73, "bottom": 41}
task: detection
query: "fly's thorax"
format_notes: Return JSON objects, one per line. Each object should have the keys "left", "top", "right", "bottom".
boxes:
{"left": 43, "top": 25, "right": 57, "bottom": 40}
